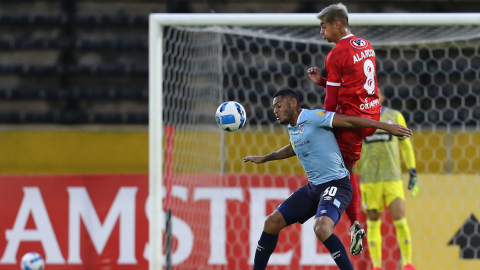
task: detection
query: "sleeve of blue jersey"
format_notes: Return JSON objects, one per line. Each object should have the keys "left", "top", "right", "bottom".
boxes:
{"left": 308, "top": 109, "right": 335, "bottom": 128}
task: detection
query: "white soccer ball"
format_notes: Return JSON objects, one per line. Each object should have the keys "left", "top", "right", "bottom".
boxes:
{"left": 20, "top": 252, "right": 45, "bottom": 270}
{"left": 215, "top": 101, "right": 246, "bottom": 132}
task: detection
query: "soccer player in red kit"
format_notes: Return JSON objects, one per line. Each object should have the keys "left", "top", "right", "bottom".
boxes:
{"left": 307, "top": 3, "right": 381, "bottom": 256}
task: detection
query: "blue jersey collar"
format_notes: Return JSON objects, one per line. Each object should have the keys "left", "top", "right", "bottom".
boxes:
{"left": 289, "top": 109, "right": 305, "bottom": 128}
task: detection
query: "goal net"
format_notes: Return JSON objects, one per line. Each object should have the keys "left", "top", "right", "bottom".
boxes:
{"left": 150, "top": 14, "right": 480, "bottom": 270}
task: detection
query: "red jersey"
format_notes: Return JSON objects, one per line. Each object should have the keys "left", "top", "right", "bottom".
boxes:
{"left": 324, "top": 34, "right": 381, "bottom": 165}
{"left": 325, "top": 34, "right": 381, "bottom": 119}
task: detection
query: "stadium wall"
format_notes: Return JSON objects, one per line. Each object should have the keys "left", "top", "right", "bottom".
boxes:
{"left": 0, "top": 130, "right": 148, "bottom": 174}
{"left": 0, "top": 130, "right": 478, "bottom": 269}
{"left": 0, "top": 174, "right": 478, "bottom": 270}
{"left": 0, "top": 129, "right": 478, "bottom": 174}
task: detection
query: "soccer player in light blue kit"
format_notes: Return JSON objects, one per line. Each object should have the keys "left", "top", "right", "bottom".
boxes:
{"left": 244, "top": 89, "right": 412, "bottom": 270}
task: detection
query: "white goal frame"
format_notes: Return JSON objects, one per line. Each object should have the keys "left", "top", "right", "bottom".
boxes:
{"left": 148, "top": 13, "right": 480, "bottom": 270}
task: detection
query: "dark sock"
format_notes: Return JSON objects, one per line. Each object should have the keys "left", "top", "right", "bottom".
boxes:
{"left": 323, "top": 233, "right": 354, "bottom": 270}
{"left": 253, "top": 231, "right": 279, "bottom": 270}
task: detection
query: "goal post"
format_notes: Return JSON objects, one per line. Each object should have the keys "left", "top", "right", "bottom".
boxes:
{"left": 148, "top": 17, "right": 163, "bottom": 270}
{"left": 149, "top": 13, "right": 480, "bottom": 26}
{"left": 149, "top": 13, "right": 480, "bottom": 270}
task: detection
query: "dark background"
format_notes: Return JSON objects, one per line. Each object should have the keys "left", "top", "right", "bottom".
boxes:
{"left": 1, "top": 0, "right": 479, "bottom": 124}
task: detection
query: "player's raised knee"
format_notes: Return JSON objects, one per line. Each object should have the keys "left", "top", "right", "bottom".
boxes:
{"left": 263, "top": 211, "right": 287, "bottom": 233}
{"left": 314, "top": 219, "right": 334, "bottom": 242}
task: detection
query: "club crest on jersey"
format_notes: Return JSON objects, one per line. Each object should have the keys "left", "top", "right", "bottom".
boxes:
{"left": 299, "top": 123, "right": 305, "bottom": 134}
{"left": 350, "top": 38, "right": 368, "bottom": 49}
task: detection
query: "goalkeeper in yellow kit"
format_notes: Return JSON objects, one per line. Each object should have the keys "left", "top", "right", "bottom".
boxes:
{"left": 359, "top": 88, "right": 419, "bottom": 270}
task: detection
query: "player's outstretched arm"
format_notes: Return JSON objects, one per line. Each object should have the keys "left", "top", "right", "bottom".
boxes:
{"left": 399, "top": 139, "right": 418, "bottom": 195}
{"left": 243, "top": 144, "right": 295, "bottom": 164}
{"left": 307, "top": 67, "right": 338, "bottom": 110}
{"left": 398, "top": 113, "right": 420, "bottom": 197}
{"left": 331, "top": 114, "right": 413, "bottom": 137}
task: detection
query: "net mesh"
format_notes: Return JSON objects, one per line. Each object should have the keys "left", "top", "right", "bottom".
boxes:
{"left": 162, "top": 24, "right": 480, "bottom": 270}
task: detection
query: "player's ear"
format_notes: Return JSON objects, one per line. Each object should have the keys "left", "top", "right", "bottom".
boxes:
{"left": 291, "top": 97, "right": 298, "bottom": 108}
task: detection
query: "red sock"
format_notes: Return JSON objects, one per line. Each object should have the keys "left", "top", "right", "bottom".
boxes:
{"left": 345, "top": 174, "right": 359, "bottom": 226}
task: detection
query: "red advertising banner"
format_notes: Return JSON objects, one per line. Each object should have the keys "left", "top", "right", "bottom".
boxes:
{"left": 0, "top": 174, "right": 397, "bottom": 270}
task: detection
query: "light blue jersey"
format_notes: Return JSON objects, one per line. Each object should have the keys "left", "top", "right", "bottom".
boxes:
{"left": 288, "top": 109, "right": 349, "bottom": 185}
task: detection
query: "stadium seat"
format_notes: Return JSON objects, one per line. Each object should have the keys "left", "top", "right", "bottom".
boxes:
{"left": 0, "top": 38, "right": 147, "bottom": 50}
{"left": 0, "top": 111, "right": 148, "bottom": 124}
{"left": 0, "top": 87, "right": 148, "bottom": 101}
{"left": 0, "top": 65, "right": 147, "bottom": 76}
{"left": 0, "top": 14, "right": 147, "bottom": 26}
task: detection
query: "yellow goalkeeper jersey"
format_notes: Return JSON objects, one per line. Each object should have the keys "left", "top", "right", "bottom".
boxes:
{"left": 359, "top": 106, "right": 411, "bottom": 183}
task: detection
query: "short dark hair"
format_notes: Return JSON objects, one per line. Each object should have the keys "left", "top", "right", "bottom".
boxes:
{"left": 273, "top": 88, "right": 299, "bottom": 101}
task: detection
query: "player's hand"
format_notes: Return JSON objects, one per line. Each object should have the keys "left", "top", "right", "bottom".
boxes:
{"left": 408, "top": 168, "right": 420, "bottom": 197}
{"left": 385, "top": 123, "right": 413, "bottom": 138}
{"left": 307, "top": 67, "right": 322, "bottom": 84}
{"left": 243, "top": 155, "right": 266, "bottom": 164}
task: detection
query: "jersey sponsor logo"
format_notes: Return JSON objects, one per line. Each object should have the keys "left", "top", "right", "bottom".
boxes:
{"left": 364, "top": 132, "right": 392, "bottom": 143}
{"left": 360, "top": 98, "right": 380, "bottom": 110}
{"left": 299, "top": 123, "right": 305, "bottom": 134}
{"left": 323, "top": 196, "right": 332, "bottom": 201}
{"left": 350, "top": 38, "right": 369, "bottom": 49}
{"left": 292, "top": 139, "right": 310, "bottom": 148}
{"left": 317, "top": 110, "right": 326, "bottom": 115}
{"left": 353, "top": 49, "right": 375, "bottom": 64}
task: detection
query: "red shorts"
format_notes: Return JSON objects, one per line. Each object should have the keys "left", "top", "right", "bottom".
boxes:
{"left": 334, "top": 127, "right": 376, "bottom": 166}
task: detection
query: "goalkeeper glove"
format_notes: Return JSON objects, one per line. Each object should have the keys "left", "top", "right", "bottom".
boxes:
{"left": 408, "top": 168, "right": 419, "bottom": 197}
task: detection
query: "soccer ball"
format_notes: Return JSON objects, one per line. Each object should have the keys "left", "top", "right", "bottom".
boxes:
{"left": 215, "top": 101, "right": 246, "bottom": 132}
{"left": 20, "top": 252, "right": 45, "bottom": 270}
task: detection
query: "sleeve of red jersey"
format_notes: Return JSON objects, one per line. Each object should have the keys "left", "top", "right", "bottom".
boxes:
{"left": 324, "top": 85, "right": 339, "bottom": 111}
{"left": 315, "top": 77, "right": 327, "bottom": 88}
{"left": 323, "top": 51, "right": 343, "bottom": 111}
